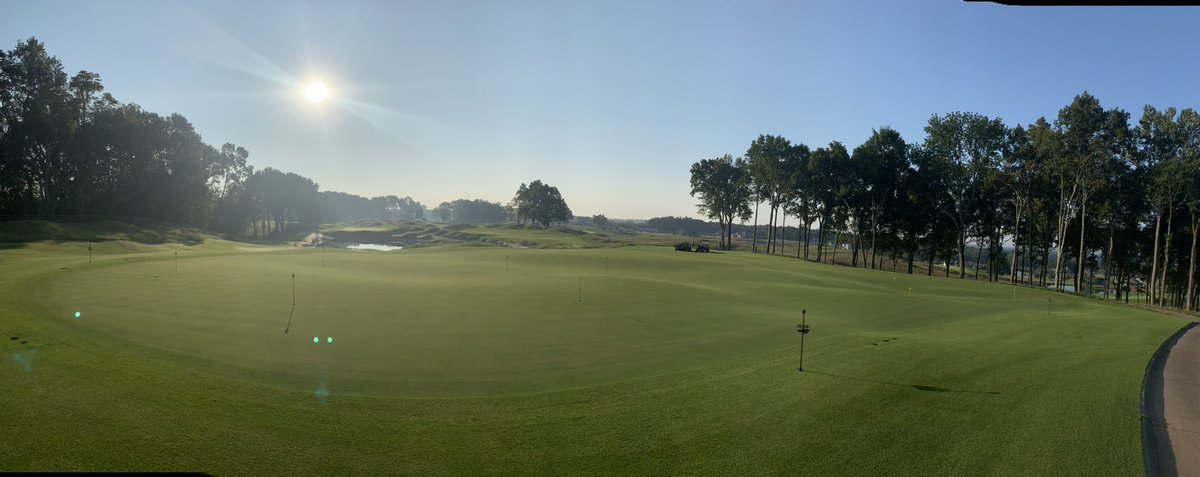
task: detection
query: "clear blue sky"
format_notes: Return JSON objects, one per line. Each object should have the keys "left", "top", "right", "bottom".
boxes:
{"left": 4, "top": 1, "right": 1199, "bottom": 220}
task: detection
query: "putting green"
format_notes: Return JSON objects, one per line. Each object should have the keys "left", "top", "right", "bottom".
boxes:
{"left": 1, "top": 239, "right": 1186, "bottom": 475}
{"left": 34, "top": 246, "right": 805, "bottom": 397}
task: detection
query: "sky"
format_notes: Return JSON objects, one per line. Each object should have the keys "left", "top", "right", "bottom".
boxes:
{"left": 3, "top": 1, "right": 1200, "bottom": 220}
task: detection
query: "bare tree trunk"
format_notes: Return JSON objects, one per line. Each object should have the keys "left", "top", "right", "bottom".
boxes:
{"left": 772, "top": 205, "right": 779, "bottom": 254}
{"left": 1150, "top": 212, "right": 1162, "bottom": 304}
{"left": 857, "top": 229, "right": 866, "bottom": 268}
{"left": 850, "top": 218, "right": 859, "bottom": 268}
{"left": 796, "top": 216, "right": 804, "bottom": 259}
{"left": 802, "top": 219, "right": 809, "bottom": 259}
{"left": 717, "top": 217, "right": 725, "bottom": 251}
{"left": 781, "top": 212, "right": 787, "bottom": 256}
{"left": 957, "top": 235, "right": 966, "bottom": 279}
{"left": 1188, "top": 214, "right": 1199, "bottom": 311}
{"left": 925, "top": 222, "right": 935, "bottom": 277}
{"left": 1104, "top": 225, "right": 1114, "bottom": 300}
{"left": 768, "top": 206, "right": 777, "bottom": 255}
{"left": 1011, "top": 206, "right": 1021, "bottom": 287}
{"left": 1042, "top": 245, "right": 1050, "bottom": 288}
{"left": 974, "top": 239, "right": 983, "bottom": 280}
{"left": 752, "top": 201, "right": 760, "bottom": 253}
{"left": 1076, "top": 198, "right": 1088, "bottom": 294}
{"left": 771, "top": 205, "right": 779, "bottom": 254}
{"left": 1053, "top": 224, "right": 1065, "bottom": 291}
{"left": 728, "top": 218, "right": 734, "bottom": 251}
{"left": 832, "top": 230, "right": 841, "bottom": 265}
{"left": 766, "top": 205, "right": 773, "bottom": 254}
{"left": 1089, "top": 260, "right": 1095, "bottom": 297}
{"left": 817, "top": 223, "right": 824, "bottom": 263}
{"left": 870, "top": 213, "right": 878, "bottom": 270}
{"left": 851, "top": 235, "right": 859, "bottom": 268}
{"left": 1161, "top": 210, "right": 1176, "bottom": 307}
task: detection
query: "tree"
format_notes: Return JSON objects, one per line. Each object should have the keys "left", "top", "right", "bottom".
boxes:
{"left": 1055, "top": 91, "right": 1116, "bottom": 294}
{"left": 510, "top": 180, "right": 573, "bottom": 227}
{"left": 894, "top": 144, "right": 936, "bottom": 273}
{"left": 689, "top": 154, "right": 752, "bottom": 251}
{"left": 0, "top": 37, "right": 71, "bottom": 215}
{"left": 746, "top": 134, "right": 807, "bottom": 255}
{"left": 923, "top": 112, "right": 1006, "bottom": 278}
{"left": 849, "top": 127, "right": 909, "bottom": 269}
{"left": 1003, "top": 125, "right": 1037, "bottom": 285}
{"left": 807, "top": 142, "right": 853, "bottom": 264}
{"left": 447, "top": 199, "right": 507, "bottom": 224}
{"left": 646, "top": 216, "right": 721, "bottom": 236}
{"left": 240, "top": 167, "right": 319, "bottom": 237}
{"left": 1138, "top": 105, "right": 1188, "bottom": 305}
{"left": 592, "top": 214, "right": 609, "bottom": 229}
{"left": 433, "top": 202, "right": 452, "bottom": 223}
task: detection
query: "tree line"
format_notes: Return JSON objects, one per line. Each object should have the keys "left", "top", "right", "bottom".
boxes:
{"left": 1, "top": 38, "right": 581, "bottom": 237}
{"left": 690, "top": 92, "right": 1200, "bottom": 310}
{"left": 0, "top": 38, "right": 432, "bottom": 237}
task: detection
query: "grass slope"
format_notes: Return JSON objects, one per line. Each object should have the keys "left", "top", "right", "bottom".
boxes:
{"left": 0, "top": 234, "right": 1184, "bottom": 475}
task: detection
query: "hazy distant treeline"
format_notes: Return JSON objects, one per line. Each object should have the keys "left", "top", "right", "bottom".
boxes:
{"left": 429, "top": 181, "right": 574, "bottom": 227}
{"left": 0, "top": 38, "right": 428, "bottom": 237}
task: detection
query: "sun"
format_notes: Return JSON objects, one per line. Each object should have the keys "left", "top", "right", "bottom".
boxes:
{"left": 304, "top": 81, "right": 329, "bottom": 103}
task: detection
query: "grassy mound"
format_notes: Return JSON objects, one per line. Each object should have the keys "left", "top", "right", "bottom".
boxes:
{"left": 318, "top": 221, "right": 636, "bottom": 249}
{"left": 0, "top": 220, "right": 210, "bottom": 245}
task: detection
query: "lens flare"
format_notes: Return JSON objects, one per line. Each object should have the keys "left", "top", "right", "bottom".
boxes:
{"left": 313, "top": 337, "right": 319, "bottom": 343}
{"left": 327, "top": 337, "right": 333, "bottom": 343}
{"left": 316, "top": 381, "right": 330, "bottom": 404}
{"left": 74, "top": 312, "right": 81, "bottom": 318}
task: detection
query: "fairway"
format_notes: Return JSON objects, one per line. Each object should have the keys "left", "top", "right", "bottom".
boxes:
{"left": 1, "top": 240, "right": 1186, "bottom": 475}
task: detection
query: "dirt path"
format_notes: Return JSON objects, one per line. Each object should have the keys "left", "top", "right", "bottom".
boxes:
{"left": 1144, "top": 309, "right": 1200, "bottom": 477}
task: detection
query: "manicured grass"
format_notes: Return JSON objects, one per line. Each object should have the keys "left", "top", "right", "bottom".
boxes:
{"left": 0, "top": 235, "right": 1184, "bottom": 475}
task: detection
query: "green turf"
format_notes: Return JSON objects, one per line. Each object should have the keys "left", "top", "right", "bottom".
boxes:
{"left": 0, "top": 236, "right": 1184, "bottom": 475}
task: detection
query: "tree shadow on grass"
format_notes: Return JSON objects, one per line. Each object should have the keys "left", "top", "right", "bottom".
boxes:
{"left": 804, "top": 370, "right": 1001, "bottom": 395}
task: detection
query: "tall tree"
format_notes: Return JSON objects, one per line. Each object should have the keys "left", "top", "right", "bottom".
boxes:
{"left": 0, "top": 37, "right": 71, "bottom": 215}
{"left": 510, "top": 180, "right": 573, "bottom": 227}
{"left": 1055, "top": 92, "right": 1116, "bottom": 294}
{"left": 689, "top": 154, "right": 752, "bottom": 251}
{"left": 746, "top": 134, "right": 802, "bottom": 255}
{"left": 923, "top": 112, "right": 1006, "bottom": 278}
{"left": 849, "top": 127, "right": 909, "bottom": 269}
{"left": 1138, "top": 106, "right": 1187, "bottom": 304}
{"left": 808, "top": 142, "right": 853, "bottom": 264}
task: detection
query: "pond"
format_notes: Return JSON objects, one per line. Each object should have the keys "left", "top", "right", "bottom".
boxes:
{"left": 344, "top": 243, "right": 403, "bottom": 251}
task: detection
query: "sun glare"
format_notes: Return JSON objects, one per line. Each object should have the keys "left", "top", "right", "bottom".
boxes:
{"left": 304, "top": 81, "right": 329, "bottom": 103}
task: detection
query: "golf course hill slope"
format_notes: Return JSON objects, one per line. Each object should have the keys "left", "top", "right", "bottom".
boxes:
{"left": 0, "top": 236, "right": 1184, "bottom": 475}
{"left": 308, "top": 221, "right": 641, "bottom": 249}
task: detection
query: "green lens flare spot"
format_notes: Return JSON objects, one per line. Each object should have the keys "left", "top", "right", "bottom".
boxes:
{"left": 327, "top": 337, "right": 333, "bottom": 343}
{"left": 74, "top": 312, "right": 81, "bottom": 318}
{"left": 313, "top": 337, "right": 319, "bottom": 343}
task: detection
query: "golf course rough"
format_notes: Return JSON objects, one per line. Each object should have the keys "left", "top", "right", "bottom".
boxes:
{"left": 0, "top": 239, "right": 1183, "bottom": 475}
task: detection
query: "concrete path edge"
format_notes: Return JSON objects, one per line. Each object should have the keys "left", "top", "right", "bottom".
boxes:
{"left": 1143, "top": 321, "right": 1197, "bottom": 477}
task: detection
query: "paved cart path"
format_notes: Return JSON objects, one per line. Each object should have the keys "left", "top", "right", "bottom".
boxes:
{"left": 1144, "top": 315, "right": 1200, "bottom": 477}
